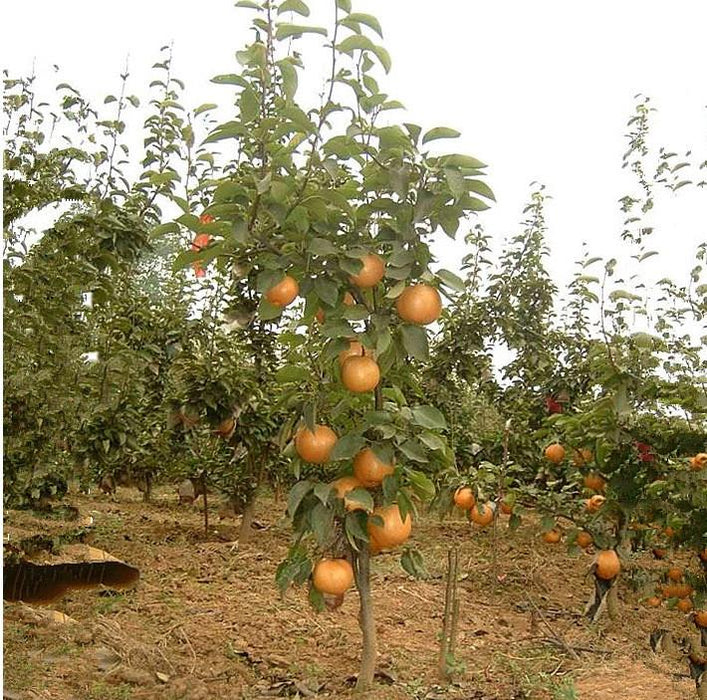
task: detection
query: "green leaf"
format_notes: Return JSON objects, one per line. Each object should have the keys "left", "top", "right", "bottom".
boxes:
{"left": 342, "top": 305, "right": 369, "bottom": 321}
{"left": 346, "top": 12, "right": 383, "bottom": 37}
{"left": 171, "top": 249, "right": 201, "bottom": 273}
{"left": 336, "top": 0, "right": 352, "bottom": 13}
{"left": 399, "top": 439, "right": 427, "bottom": 463}
{"left": 308, "top": 237, "right": 337, "bottom": 256}
{"left": 314, "top": 278, "right": 339, "bottom": 307}
{"left": 203, "top": 121, "right": 248, "bottom": 144}
{"left": 211, "top": 74, "right": 249, "bottom": 87}
{"left": 344, "top": 510, "right": 369, "bottom": 549}
{"left": 362, "top": 410, "right": 393, "bottom": 427}
{"left": 376, "top": 126, "right": 411, "bottom": 153}
{"left": 411, "top": 406, "right": 447, "bottom": 430}
{"left": 540, "top": 515, "right": 556, "bottom": 532}
{"left": 385, "top": 280, "right": 407, "bottom": 299}
{"left": 276, "top": 365, "right": 311, "bottom": 383}
{"left": 235, "top": 0, "right": 262, "bottom": 9}
{"left": 443, "top": 168, "right": 466, "bottom": 199}
{"left": 258, "top": 298, "right": 284, "bottom": 321}
{"left": 282, "top": 105, "right": 316, "bottom": 133}
{"left": 466, "top": 178, "right": 495, "bottom": 201}
{"left": 278, "top": 0, "right": 310, "bottom": 16}
{"left": 609, "top": 289, "right": 642, "bottom": 302}
{"left": 330, "top": 433, "right": 366, "bottom": 461}
{"left": 345, "top": 488, "right": 373, "bottom": 513}
{"left": 276, "top": 23, "right": 328, "bottom": 40}
{"left": 302, "top": 403, "right": 316, "bottom": 432}
{"left": 388, "top": 246, "right": 416, "bottom": 267}
{"left": 310, "top": 502, "right": 334, "bottom": 545}
{"left": 287, "top": 480, "right": 313, "bottom": 519}
{"left": 277, "top": 59, "right": 298, "bottom": 101}
{"left": 381, "top": 99, "right": 404, "bottom": 112}
{"left": 314, "top": 482, "right": 333, "bottom": 504}
{"left": 285, "top": 205, "right": 309, "bottom": 233}
{"left": 406, "top": 470, "right": 435, "bottom": 500}
{"left": 239, "top": 86, "right": 260, "bottom": 123}
{"left": 422, "top": 127, "right": 461, "bottom": 145}
{"left": 172, "top": 196, "right": 190, "bottom": 213}
{"left": 376, "top": 328, "right": 392, "bottom": 355}
{"left": 213, "top": 181, "right": 249, "bottom": 203}
{"left": 400, "top": 325, "right": 429, "bottom": 361}
{"left": 382, "top": 472, "right": 401, "bottom": 504}
{"left": 404, "top": 123, "right": 422, "bottom": 145}
{"left": 371, "top": 45, "right": 391, "bottom": 73}
{"left": 256, "top": 172, "right": 272, "bottom": 194}
{"left": 463, "top": 196, "right": 490, "bottom": 212}
{"left": 438, "top": 153, "right": 487, "bottom": 169}
{"left": 400, "top": 548, "right": 428, "bottom": 579}
{"left": 397, "top": 490, "right": 414, "bottom": 522}
{"left": 436, "top": 268, "right": 465, "bottom": 292}
{"left": 308, "top": 585, "right": 325, "bottom": 611}
{"left": 320, "top": 320, "right": 354, "bottom": 339}
{"left": 418, "top": 431, "right": 445, "bottom": 451}
{"left": 275, "top": 545, "right": 311, "bottom": 595}
{"left": 336, "top": 36, "right": 391, "bottom": 73}
{"left": 194, "top": 102, "right": 218, "bottom": 115}
{"left": 150, "top": 222, "right": 180, "bottom": 238}
{"left": 631, "top": 332, "right": 656, "bottom": 349}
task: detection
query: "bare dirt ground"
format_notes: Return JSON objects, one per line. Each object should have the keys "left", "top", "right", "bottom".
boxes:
{"left": 2, "top": 487, "right": 699, "bottom": 699}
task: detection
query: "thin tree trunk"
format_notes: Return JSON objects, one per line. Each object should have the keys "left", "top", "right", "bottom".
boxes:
{"left": 201, "top": 471, "right": 209, "bottom": 537}
{"left": 616, "top": 508, "right": 630, "bottom": 559}
{"left": 142, "top": 472, "right": 152, "bottom": 503}
{"left": 273, "top": 480, "right": 283, "bottom": 504}
{"left": 492, "top": 420, "right": 511, "bottom": 579}
{"left": 238, "top": 458, "right": 264, "bottom": 544}
{"left": 606, "top": 585, "right": 619, "bottom": 620}
{"left": 438, "top": 549, "right": 452, "bottom": 679}
{"left": 239, "top": 494, "right": 256, "bottom": 544}
{"left": 354, "top": 543, "right": 377, "bottom": 693}
{"left": 439, "top": 547, "right": 459, "bottom": 680}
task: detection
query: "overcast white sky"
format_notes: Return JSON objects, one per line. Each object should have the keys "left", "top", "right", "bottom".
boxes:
{"left": 3, "top": 0, "right": 706, "bottom": 293}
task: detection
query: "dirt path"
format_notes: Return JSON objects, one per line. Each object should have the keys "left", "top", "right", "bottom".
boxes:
{"left": 2, "top": 489, "right": 698, "bottom": 699}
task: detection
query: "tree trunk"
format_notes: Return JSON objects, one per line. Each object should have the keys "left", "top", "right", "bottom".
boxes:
{"left": 238, "top": 458, "right": 263, "bottom": 544}
{"left": 616, "top": 508, "right": 630, "bottom": 559}
{"left": 606, "top": 584, "right": 619, "bottom": 620}
{"left": 239, "top": 492, "right": 256, "bottom": 544}
{"left": 201, "top": 472, "right": 209, "bottom": 537}
{"left": 353, "top": 543, "right": 377, "bottom": 693}
{"left": 142, "top": 473, "right": 152, "bottom": 503}
{"left": 273, "top": 480, "right": 283, "bottom": 504}
{"left": 438, "top": 547, "right": 459, "bottom": 680}
{"left": 585, "top": 575, "right": 616, "bottom": 622}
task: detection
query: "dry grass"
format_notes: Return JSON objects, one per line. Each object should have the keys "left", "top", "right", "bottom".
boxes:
{"left": 2, "top": 488, "right": 699, "bottom": 699}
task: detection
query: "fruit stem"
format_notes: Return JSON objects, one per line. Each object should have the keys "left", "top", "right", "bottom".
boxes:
{"left": 353, "top": 543, "right": 377, "bottom": 692}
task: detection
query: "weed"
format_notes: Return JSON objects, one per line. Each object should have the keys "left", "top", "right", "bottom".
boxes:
{"left": 552, "top": 677, "right": 578, "bottom": 700}
{"left": 94, "top": 592, "right": 126, "bottom": 615}
{"left": 87, "top": 680, "right": 133, "bottom": 699}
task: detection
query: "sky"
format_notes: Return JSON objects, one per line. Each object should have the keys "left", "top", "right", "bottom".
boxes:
{"left": 3, "top": 0, "right": 706, "bottom": 296}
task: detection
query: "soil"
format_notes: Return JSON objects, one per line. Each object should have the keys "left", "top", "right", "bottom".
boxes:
{"left": 2, "top": 488, "right": 700, "bottom": 699}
